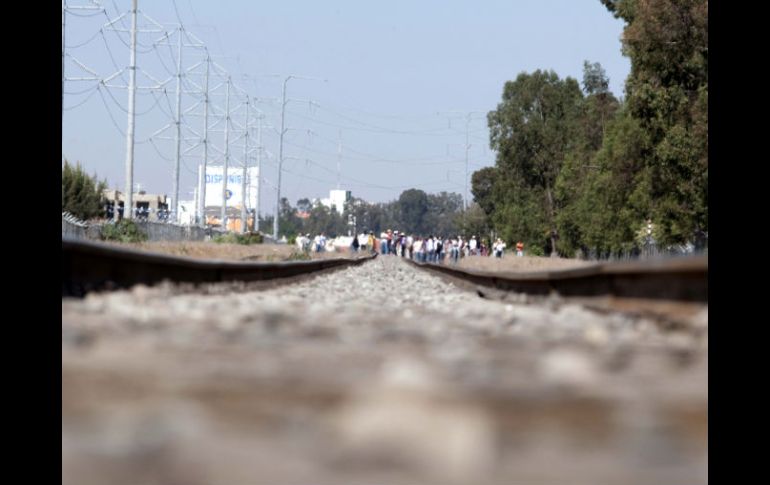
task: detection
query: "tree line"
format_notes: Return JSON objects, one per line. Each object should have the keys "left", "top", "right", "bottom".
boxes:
{"left": 473, "top": 0, "right": 707, "bottom": 257}
{"left": 261, "top": 189, "right": 473, "bottom": 240}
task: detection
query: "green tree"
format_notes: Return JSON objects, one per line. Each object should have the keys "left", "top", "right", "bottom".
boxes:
{"left": 296, "top": 198, "right": 312, "bottom": 213}
{"left": 259, "top": 214, "right": 274, "bottom": 234}
{"left": 396, "top": 188, "right": 429, "bottom": 234}
{"left": 555, "top": 61, "right": 621, "bottom": 256}
{"left": 425, "top": 191, "right": 463, "bottom": 237}
{"left": 574, "top": 108, "right": 652, "bottom": 255}
{"left": 277, "top": 197, "right": 302, "bottom": 238}
{"left": 470, "top": 167, "right": 497, "bottom": 218}
{"left": 582, "top": 61, "right": 610, "bottom": 95}
{"left": 602, "top": 0, "right": 708, "bottom": 245}
{"left": 62, "top": 160, "right": 107, "bottom": 220}
{"left": 304, "top": 202, "right": 346, "bottom": 237}
{"left": 487, "top": 70, "right": 584, "bottom": 255}
{"left": 457, "top": 203, "right": 491, "bottom": 241}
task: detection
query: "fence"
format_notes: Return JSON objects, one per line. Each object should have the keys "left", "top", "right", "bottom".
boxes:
{"left": 579, "top": 237, "right": 708, "bottom": 261}
{"left": 133, "top": 221, "right": 209, "bottom": 242}
{"left": 62, "top": 212, "right": 89, "bottom": 240}
{"left": 62, "top": 213, "right": 212, "bottom": 242}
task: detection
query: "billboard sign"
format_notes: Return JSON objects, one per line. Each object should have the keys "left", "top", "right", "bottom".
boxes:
{"left": 201, "top": 165, "right": 258, "bottom": 208}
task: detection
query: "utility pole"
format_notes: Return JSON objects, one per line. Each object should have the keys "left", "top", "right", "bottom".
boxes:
{"left": 123, "top": 0, "right": 138, "bottom": 219}
{"left": 274, "top": 77, "right": 288, "bottom": 240}
{"left": 337, "top": 129, "right": 342, "bottom": 190}
{"left": 438, "top": 110, "right": 484, "bottom": 210}
{"left": 274, "top": 74, "right": 327, "bottom": 240}
{"left": 172, "top": 27, "right": 183, "bottom": 224}
{"left": 241, "top": 95, "right": 249, "bottom": 233}
{"left": 464, "top": 113, "right": 471, "bottom": 211}
{"left": 62, "top": 0, "right": 65, "bottom": 119}
{"left": 197, "top": 55, "right": 210, "bottom": 227}
{"left": 256, "top": 114, "right": 262, "bottom": 232}
{"left": 221, "top": 76, "right": 231, "bottom": 231}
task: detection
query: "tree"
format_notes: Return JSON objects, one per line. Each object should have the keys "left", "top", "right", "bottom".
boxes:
{"left": 602, "top": 0, "right": 708, "bottom": 245}
{"left": 259, "top": 214, "right": 274, "bottom": 234}
{"left": 474, "top": 0, "right": 707, "bottom": 257}
{"left": 570, "top": 108, "right": 652, "bottom": 255}
{"left": 277, "top": 197, "right": 302, "bottom": 238}
{"left": 304, "top": 203, "right": 346, "bottom": 237}
{"left": 425, "top": 191, "right": 463, "bottom": 237}
{"left": 471, "top": 167, "right": 498, "bottom": 217}
{"left": 396, "top": 188, "right": 429, "bottom": 234}
{"left": 296, "top": 198, "right": 312, "bottom": 213}
{"left": 487, "top": 70, "right": 584, "bottom": 255}
{"left": 555, "top": 61, "right": 621, "bottom": 256}
{"left": 62, "top": 160, "right": 107, "bottom": 220}
{"left": 582, "top": 61, "right": 610, "bottom": 96}
{"left": 457, "top": 203, "right": 491, "bottom": 241}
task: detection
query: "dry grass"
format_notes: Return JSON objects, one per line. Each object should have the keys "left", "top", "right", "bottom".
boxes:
{"left": 100, "top": 240, "right": 360, "bottom": 262}
{"left": 454, "top": 255, "right": 595, "bottom": 273}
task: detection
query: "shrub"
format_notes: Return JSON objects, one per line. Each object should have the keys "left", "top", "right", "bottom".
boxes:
{"left": 212, "top": 232, "right": 264, "bottom": 245}
{"left": 287, "top": 250, "right": 311, "bottom": 261}
{"left": 526, "top": 244, "right": 545, "bottom": 257}
{"left": 101, "top": 219, "right": 147, "bottom": 243}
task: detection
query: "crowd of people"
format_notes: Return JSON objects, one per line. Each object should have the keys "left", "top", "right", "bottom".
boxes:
{"left": 355, "top": 230, "right": 523, "bottom": 262}
{"left": 296, "top": 229, "right": 525, "bottom": 263}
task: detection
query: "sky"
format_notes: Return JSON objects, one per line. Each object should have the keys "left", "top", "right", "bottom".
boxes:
{"left": 62, "top": 0, "right": 630, "bottom": 216}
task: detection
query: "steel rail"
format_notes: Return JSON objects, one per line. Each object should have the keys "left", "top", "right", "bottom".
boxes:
{"left": 62, "top": 238, "right": 377, "bottom": 297}
{"left": 405, "top": 255, "right": 707, "bottom": 302}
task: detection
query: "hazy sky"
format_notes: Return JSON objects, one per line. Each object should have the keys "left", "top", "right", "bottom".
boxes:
{"left": 62, "top": 0, "right": 630, "bottom": 214}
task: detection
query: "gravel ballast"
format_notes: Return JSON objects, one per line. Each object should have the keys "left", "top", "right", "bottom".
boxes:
{"left": 62, "top": 255, "right": 707, "bottom": 485}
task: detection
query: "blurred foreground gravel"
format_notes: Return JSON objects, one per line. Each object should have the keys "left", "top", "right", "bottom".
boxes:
{"left": 62, "top": 256, "right": 707, "bottom": 485}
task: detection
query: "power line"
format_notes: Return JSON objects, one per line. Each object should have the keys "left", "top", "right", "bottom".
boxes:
{"left": 315, "top": 104, "right": 450, "bottom": 135}
{"left": 284, "top": 109, "right": 450, "bottom": 137}
{"left": 310, "top": 131, "right": 464, "bottom": 165}
{"left": 66, "top": 8, "right": 104, "bottom": 18}
{"left": 64, "top": 83, "right": 101, "bottom": 96}
{"left": 99, "top": 30, "right": 129, "bottom": 84}
{"left": 66, "top": 28, "right": 103, "bottom": 49}
{"left": 95, "top": 85, "right": 127, "bottom": 137}
{"left": 64, "top": 86, "right": 101, "bottom": 111}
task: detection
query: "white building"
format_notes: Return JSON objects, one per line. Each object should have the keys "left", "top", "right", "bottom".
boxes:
{"left": 319, "top": 189, "right": 351, "bottom": 214}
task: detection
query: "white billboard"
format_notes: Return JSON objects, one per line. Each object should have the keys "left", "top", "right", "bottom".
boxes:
{"left": 201, "top": 165, "right": 259, "bottom": 208}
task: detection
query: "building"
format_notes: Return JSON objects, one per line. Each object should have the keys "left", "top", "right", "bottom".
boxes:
{"left": 102, "top": 189, "right": 170, "bottom": 222}
{"left": 203, "top": 206, "right": 256, "bottom": 232}
{"left": 319, "top": 189, "right": 351, "bottom": 214}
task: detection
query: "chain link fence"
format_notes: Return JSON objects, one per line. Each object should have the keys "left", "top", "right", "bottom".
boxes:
{"left": 62, "top": 213, "right": 214, "bottom": 242}
{"left": 579, "top": 235, "right": 708, "bottom": 261}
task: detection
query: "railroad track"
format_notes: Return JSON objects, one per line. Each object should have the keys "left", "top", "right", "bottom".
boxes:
{"left": 406, "top": 255, "right": 707, "bottom": 302}
{"left": 64, "top": 237, "right": 706, "bottom": 305}
{"left": 61, "top": 238, "right": 377, "bottom": 297}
